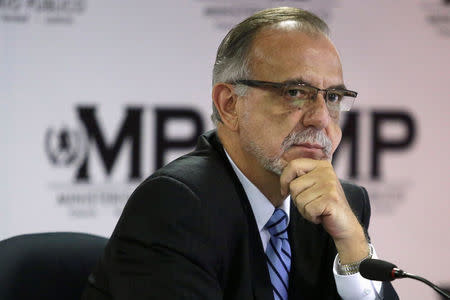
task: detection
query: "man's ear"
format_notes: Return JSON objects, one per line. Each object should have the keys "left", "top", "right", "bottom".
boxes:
{"left": 212, "top": 83, "right": 240, "bottom": 131}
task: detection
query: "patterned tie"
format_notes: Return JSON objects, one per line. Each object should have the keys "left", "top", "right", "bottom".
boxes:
{"left": 265, "top": 208, "right": 291, "bottom": 300}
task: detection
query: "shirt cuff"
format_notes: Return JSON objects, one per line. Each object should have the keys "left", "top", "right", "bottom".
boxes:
{"left": 333, "top": 245, "right": 382, "bottom": 300}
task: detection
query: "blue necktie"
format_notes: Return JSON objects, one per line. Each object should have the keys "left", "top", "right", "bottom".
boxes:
{"left": 265, "top": 208, "right": 291, "bottom": 300}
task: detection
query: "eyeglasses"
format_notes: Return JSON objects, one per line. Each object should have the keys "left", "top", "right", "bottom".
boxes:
{"left": 232, "top": 79, "right": 358, "bottom": 112}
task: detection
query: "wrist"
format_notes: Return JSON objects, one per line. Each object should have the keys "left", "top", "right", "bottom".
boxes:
{"left": 337, "top": 244, "right": 373, "bottom": 275}
{"left": 334, "top": 227, "right": 368, "bottom": 264}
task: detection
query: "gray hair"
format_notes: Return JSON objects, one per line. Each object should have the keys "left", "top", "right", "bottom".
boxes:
{"left": 211, "top": 7, "right": 330, "bottom": 125}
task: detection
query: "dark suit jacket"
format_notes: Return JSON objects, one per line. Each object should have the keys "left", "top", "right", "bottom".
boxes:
{"left": 82, "top": 130, "right": 398, "bottom": 300}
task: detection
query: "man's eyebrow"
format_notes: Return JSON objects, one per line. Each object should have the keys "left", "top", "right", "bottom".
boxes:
{"left": 283, "top": 78, "right": 347, "bottom": 90}
{"left": 328, "top": 83, "right": 347, "bottom": 90}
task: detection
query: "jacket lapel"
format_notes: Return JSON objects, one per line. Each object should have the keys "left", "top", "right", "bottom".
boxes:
{"left": 205, "top": 131, "right": 274, "bottom": 300}
{"left": 288, "top": 199, "right": 331, "bottom": 299}
{"left": 240, "top": 188, "right": 275, "bottom": 300}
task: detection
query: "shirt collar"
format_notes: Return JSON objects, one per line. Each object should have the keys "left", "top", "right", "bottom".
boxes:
{"left": 224, "top": 150, "right": 290, "bottom": 232}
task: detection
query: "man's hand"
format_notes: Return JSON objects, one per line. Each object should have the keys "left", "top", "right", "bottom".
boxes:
{"left": 280, "top": 158, "right": 369, "bottom": 264}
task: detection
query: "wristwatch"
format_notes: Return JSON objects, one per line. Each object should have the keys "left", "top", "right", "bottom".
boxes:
{"left": 337, "top": 245, "right": 373, "bottom": 275}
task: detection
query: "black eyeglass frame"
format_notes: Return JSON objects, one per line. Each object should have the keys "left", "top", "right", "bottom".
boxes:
{"left": 231, "top": 79, "right": 358, "bottom": 111}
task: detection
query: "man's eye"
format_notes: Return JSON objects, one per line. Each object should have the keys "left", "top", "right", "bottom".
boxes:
{"left": 285, "top": 88, "right": 308, "bottom": 99}
{"left": 326, "top": 92, "right": 342, "bottom": 103}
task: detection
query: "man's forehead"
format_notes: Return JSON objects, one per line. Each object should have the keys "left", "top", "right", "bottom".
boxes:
{"left": 248, "top": 28, "right": 344, "bottom": 87}
{"left": 249, "top": 27, "right": 331, "bottom": 58}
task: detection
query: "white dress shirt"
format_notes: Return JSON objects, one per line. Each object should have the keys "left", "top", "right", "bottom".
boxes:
{"left": 225, "top": 151, "right": 382, "bottom": 300}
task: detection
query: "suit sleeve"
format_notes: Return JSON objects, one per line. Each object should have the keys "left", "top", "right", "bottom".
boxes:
{"left": 344, "top": 183, "right": 399, "bottom": 300}
{"left": 106, "top": 176, "right": 223, "bottom": 299}
{"left": 344, "top": 183, "right": 371, "bottom": 237}
{"left": 360, "top": 186, "right": 372, "bottom": 242}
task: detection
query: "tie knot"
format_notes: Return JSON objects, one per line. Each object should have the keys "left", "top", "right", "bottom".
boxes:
{"left": 265, "top": 208, "right": 288, "bottom": 239}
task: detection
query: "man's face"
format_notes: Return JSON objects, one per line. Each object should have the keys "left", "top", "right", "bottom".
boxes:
{"left": 236, "top": 28, "right": 344, "bottom": 175}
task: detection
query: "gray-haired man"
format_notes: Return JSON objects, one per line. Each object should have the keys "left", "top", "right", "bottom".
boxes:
{"left": 83, "top": 7, "right": 398, "bottom": 299}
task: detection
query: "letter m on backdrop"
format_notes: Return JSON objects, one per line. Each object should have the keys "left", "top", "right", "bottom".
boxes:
{"left": 76, "top": 106, "right": 142, "bottom": 182}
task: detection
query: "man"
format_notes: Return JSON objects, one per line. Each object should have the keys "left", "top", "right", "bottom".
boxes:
{"left": 83, "top": 7, "right": 398, "bottom": 299}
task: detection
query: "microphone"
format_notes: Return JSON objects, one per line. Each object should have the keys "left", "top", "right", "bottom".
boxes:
{"left": 359, "top": 259, "right": 450, "bottom": 299}
{"left": 359, "top": 258, "right": 403, "bottom": 281}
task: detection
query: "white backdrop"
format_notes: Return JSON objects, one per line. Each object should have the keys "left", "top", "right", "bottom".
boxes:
{"left": 1, "top": 0, "right": 449, "bottom": 298}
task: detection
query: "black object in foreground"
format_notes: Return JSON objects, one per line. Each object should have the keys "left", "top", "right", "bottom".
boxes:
{"left": 359, "top": 259, "right": 450, "bottom": 299}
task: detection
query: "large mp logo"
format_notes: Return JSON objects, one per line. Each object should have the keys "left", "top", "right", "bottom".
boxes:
{"left": 334, "top": 110, "right": 416, "bottom": 179}
{"left": 333, "top": 110, "right": 417, "bottom": 213}
{"left": 46, "top": 106, "right": 205, "bottom": 182}
{"left": 45, "top": 105, "right": 205, "bottom": 219}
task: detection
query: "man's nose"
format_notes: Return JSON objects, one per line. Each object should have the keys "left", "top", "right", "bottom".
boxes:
{"left": 301, "top": 94, "right": 331, "bottom": 129}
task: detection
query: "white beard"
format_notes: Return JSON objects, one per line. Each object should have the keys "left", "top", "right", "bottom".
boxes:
{"left": 242, "top": 127, "right": 333, "bottom": 176}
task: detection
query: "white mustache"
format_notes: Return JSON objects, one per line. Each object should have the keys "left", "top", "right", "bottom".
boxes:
{"left": 281, "top": 128, "right": 332, "bottom": 158}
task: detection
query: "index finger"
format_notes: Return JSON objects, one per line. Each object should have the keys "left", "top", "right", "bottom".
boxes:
{"left": 280, "top": 158, "right": 320, "bottom": 197}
